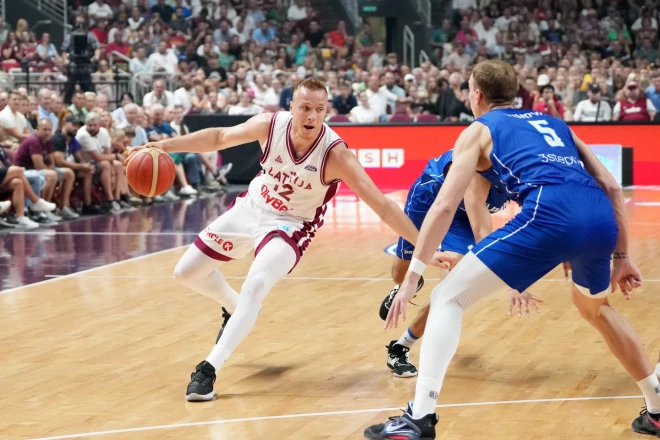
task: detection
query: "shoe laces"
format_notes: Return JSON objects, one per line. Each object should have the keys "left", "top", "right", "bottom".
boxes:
{"left": 191, "top": 366, "right": 215, "bottom": 384}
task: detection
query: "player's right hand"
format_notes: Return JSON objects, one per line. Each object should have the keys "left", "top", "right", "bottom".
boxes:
{"left": 127, "top": 142, "right": 164, "bottom": 161}
{"left": 611, "top": 256, "right": 643, "bottom": 300}
{"left": 507, "top": 290, "right": 543, "bottom": 318}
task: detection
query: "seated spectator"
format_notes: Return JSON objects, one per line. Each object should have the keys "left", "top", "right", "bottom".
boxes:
{"left": 613, "top": 81, "right": 656, "bottom": 121}
{"left": 279, "top": 74, "right": 299, "bottom": 110}
{"left": 129, "top": 46, "right": 150, "bottom": 77}
{"left": 99, "top": 111, "right": 113, "bottom": 131}
{"left": 646, "top": 72, "right": 660, "bottom": 110}
{"left": 227, "top": 91, "right": 263, "bottom": 115}
{"left": 252, "top": 20, "right": 276, "bottom": 46}
{"left": 147, "top": 104, "right": 197, "bottom": 197}
{"left": 37, "top": 88, "right": 58, "bottom": 135}
{"left": 36, "top": 32, "right": 58, "bottom": 61}
{"left": 0, "top": 92, "right": 31, "bottom": 143}
{"left": 190, "top": 84, "right": 210, "bottom": 113}
{"left": 445, "top": 42, "right": 472, "bottom": 70}
{"left": 106, "top": 31, "right": 131, "bottom": 58}
{"left": 13, "top": 118, "right": 78, "bottom": 220}
{"left": 143, "top": 79, "right": 176, "bottom": 108}
{"left": 112, "top": 93, "right": 135, "bottom": 125}
{"left": 287, "top": 0, "right": 308, "bottom": 22}
{"left": 533, "top": 84, "right": 565, "bottom": 119}
{"left": 573, "top": 84, "right": 612, "bottom": 122}
{"left": 88, "top": 0, "right": 114, "bottom": 24}
{"left": 117, "top": 103, "right": 148, "bottom": 147}
{"left": 68, "top": 91, "right": 88, "bottom": 121}
{"left": 349, "top": 91, "right": 379, "bottom": 123}
{"left": 152, "top": 0, "right": 174, "bottom": 24}
{"left": 51, "top": 115, "right": 100, "bottom": 215}
{"left": 90, "top": 20, "right": 109, "bottom": 46}
{"left": 95, "top": 92, "right": 110, "bottom": 112}
{"left": 147, "top": 41, "right": 179, "bottom": 74}
{"left": 84, "top": 92, "right": 97, "bottom": 113}
{"left": 201, "top": 92, "right": 228, "bottom": 114}
{"left": 204, "top": 54, "right": 228, "bottom": 83}
{"left": 332, "top": 82, "right": 357, "bottom": 115}
{"left": 76, "top": 112, "right": 123, "bottom": 214}
{"left": 262, "top": 79, "right": 283, "bottom": 107}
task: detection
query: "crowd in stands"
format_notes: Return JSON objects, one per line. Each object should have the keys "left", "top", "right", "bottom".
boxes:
{"left": 1, "top": 0, "right": 660, "bottom": 227}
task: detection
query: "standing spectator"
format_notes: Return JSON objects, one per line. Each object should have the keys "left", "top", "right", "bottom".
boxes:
{"left": 332, "top": 82, "right": 357, "bottom": 115}
{"left": 533, "top": 84, "right": 565, "bottom": 119}
{"left": 13, "top": 119, "right": 78, "bottom": 220}
{"left": 68, "top": 92, "right": 88, "bottom": 121}
{"left": 117, "top": 103, "right": 148, "bottom": 147}
{"left": 613, "top": 82, "right": 657, "bottom": 121}
{"left": 37, "top": 89, "right": 58, "bottom": 134}
{"left": 152, "top": 0, "right": 175, "bottom": 23}
{"left": 573, "top": 84, "right": 612, "bottom": 122}
{"left": 88, "top": 0, "right": 114, "bottom": 24}
{"left": 0, "top": 92, "right": 31, "bottom": 143}
{"left": 143, "top": 80, "right": 176, "bottom": 108}
{"left": 76, "top": 112, "right": 123, "bottom": 213}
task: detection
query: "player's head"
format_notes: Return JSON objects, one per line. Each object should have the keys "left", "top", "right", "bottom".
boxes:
{"left": 469, "top": 60, "right": 518, "bottom": 118}
{"left": 290, "top": 77, "right": 328, "bottom": 140}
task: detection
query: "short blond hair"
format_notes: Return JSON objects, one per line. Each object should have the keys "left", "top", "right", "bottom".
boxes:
{"left": 294, "top": 78, "right": 327, "bottom": 95}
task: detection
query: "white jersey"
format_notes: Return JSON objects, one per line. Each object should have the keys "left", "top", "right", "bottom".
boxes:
{"left": 248, "top": 112, "right": 345, "bottom": 222}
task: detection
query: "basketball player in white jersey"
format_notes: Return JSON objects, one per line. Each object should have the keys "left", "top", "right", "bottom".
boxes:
{"left": 131, "top": 78, "right": 420, "bottom": 401}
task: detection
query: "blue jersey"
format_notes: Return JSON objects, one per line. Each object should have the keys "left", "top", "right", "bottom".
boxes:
{"left": 423, "top": 150, "right": 509, "bottom": 215}
{"left": 475, "top": 109, "right": 600, "bottom": 203}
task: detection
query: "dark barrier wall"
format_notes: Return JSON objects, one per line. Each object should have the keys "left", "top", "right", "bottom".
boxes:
{"left": 183, "top": 115, "right": 660, "bottom": 186}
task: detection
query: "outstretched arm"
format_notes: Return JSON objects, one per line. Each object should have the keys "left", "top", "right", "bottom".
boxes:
{"left": 324, "top": 144, "right": 419, "bottom": 245}
{"left": 135, "top": 113, "right": 272, "bottom": 154}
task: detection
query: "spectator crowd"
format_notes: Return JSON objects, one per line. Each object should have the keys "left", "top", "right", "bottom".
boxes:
{"left": 1, "top": 0, "right": 660, "bottom": 227}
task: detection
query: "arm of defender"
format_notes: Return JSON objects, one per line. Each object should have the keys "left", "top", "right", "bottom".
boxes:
{"left": 571, "top": 130, "right": 628, "bottom": 254}
{"left": 411, "top": 123, "right": 485, "bottom": 266}
{"left": 325, "top": 144, "right": 419, "bottom": 245}
{"left": 463, "top": 172, "right": 493, "bottom": 243}
{"left": 150, "top": 113, "right": 272, "bottom": 154}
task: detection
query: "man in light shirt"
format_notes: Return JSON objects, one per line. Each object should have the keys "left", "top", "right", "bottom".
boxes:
{"left": 573, "top": 84, "right": 612, "bottom": 122}
{"left": 87, "top": 0, "right": 113, "bottom": 25}
{"left": 117, "top": 103, "right": 148, "bottom": 147}
{"left": 350, "top": 91, "right": 379, "bottom": 123}
{"left": 129, "top": 46, "right": 150, "bottom": 77}
{"left": 174, "top": 74, "right": 194, "bottom": 114}
{"left": 37, "top": 88, "right": 59, "bottom": 134}
{"left": 365, "top": 74, "right": 409, "bottom": 120}
{"left": 287, "top": 0, "right": 307, "bottom": 21}
{"left": 143, "top": 79, "right": 176, "bottom": 108}
{"left": 0, "top": 92, "right": 31, "bottom": 143}
{"left": 473, "top": 16, "right": 499, "bottom": 49}
{"left": 147, "top": 41, "right": 179, "bottom": 74}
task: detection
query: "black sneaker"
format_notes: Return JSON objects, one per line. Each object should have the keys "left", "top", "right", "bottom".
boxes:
{"left": 82, "top": 204, "right": 105, "bottom": 216}
{"left": 379, "top": 276, "right": 425, "bottom": 321}
{"left": 0, "top": 214, "right": 18, "bottom": 228}
{"left": 364, "top": 402, "right": 438, "bottom": 439}
{"left": 215, "top": 307, "right": 231, "bottom": 343}
{"left": 632, "top": 407, "right": 660, "bottom": 436}
{"left": 387, "top": 340, "right": 418, "bottom": 378}
{"left": 185, "top": 360, "right": 217, "bottom": 401}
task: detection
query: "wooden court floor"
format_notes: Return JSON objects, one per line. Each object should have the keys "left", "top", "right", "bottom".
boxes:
{"left": 1, "top": 189, "right": 660, "bottom": 440}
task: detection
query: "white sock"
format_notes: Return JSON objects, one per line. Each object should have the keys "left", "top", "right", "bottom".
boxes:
{"left": 397, "top": 328, "right": 420, "bottom": 349}
{"left": 205, "top": 237, "right": 296, "bottom": 370}
{"left": 637, "top": 373, "right": 660, "bottom": 414}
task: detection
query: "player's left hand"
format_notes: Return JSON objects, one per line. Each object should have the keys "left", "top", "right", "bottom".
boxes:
{"left": 507, "top": 290, "right": 543, "bottom": 317}
{"left": 385, "top": 273, "right": 418, "bottom": 329}
{"left": 430, "top": 251, "right": 461, "bottom": 271}
{"left": 611, "top": 255, "right": 643, "bottom": 300}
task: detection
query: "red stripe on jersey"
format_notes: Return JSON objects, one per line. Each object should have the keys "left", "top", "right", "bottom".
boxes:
{"left": 285, "top": 120, "right": 327, "bottom": 164}
{"left": 320, "top": 139, "right": 346, "bottom": 186}
{"left": 291, "top": 181, "right": 340, "bottom": 254}
{"left": 259, "top": 112, "right": 278, "bottom": 163}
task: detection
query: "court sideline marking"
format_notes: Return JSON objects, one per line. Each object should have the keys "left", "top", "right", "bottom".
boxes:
{"left": 29, "top": 394, "right": 643, "bottom": 440}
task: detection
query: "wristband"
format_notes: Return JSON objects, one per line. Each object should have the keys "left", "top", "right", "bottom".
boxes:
{"left": 409, "top": 257, "right": 426, "bottom": 276}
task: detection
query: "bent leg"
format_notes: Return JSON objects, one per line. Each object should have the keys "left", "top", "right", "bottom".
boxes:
{"left": 205, "top": 237, "right": 297, "bottom": 370}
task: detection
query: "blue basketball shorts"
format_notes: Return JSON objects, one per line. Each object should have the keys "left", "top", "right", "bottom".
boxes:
{"left": 395, "top": 173, "right": 476, "bottom": 261}
{"left": 472, "top": 185, "right": 618, "bottom": 296}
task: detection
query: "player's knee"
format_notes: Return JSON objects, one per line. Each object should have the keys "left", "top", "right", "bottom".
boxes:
{"left": 173, "top": 259, "right": 201, "bottom": 283}
{"left": 240, "top": 274, "right": 269, "bottom": 306}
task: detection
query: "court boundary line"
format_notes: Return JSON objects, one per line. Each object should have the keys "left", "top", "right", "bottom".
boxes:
{"left": 0, "top": 246, "right": 187, "bottom": 296}
{"left": 28, "top": 394, "right": 643, "bottom": 440}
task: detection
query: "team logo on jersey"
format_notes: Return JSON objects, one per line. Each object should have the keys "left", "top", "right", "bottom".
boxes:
{"left": 275, "top": 155, "right": 284, "bottom": 164}
{"left": 304, "top": 165, "right": 317, "bottom": 172}
{"left": 222, "top": 241, "right": 233, "bottom": 252}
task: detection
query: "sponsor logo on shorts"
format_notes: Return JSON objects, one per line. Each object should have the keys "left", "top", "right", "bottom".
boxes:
{"left": 304, "top": 165, "right": 317, "bottom": 172}
{"left": 205, "top": 227, "right": 233, "bottom": 252}
{"left": 274, "top": 225, "right": 292, "bottom": 233}
{"left": 404, "top": 250, "right": 413, "bottom": 254}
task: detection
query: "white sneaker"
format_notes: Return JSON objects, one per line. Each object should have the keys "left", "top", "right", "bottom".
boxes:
{"left": 163, "top": 190, "right": 180, "bottom": 201}
{"left": 59, "top": 206, "right": 80, "bottom": 220}
{"left": 179, "top": 185, "right": 198, "bottom": 196}
{"left": 30, "top": 198, "right": 56, "bottom": 212}
{"left": 16, "top": 216, "right": 39, "bottom": 229}
{"left": 45, "top": 211, "right": 62, "bottom": 222}
{"left": 0, "top": 200, "right": 11, "bottom": 215}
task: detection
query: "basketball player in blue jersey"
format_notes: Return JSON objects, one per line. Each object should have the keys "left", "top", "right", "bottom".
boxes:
{"left": 365, "top": 60, "right": 660, "bottom": 439}
{"left": 379, "top": 150, "right": 542, "bottom": 378}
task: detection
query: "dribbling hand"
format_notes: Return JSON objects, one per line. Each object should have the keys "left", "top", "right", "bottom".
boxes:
{"left": 611, "top": 255, "right": 643, "bottom": 300}
{"left": 127, "top": 142, "right": 165, "bottom": 161}
{"left": 507, "top": 290, "right": 543, "bottom": 317}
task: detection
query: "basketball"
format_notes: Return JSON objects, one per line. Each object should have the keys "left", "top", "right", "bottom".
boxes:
{"left": 126, "top": 148, "right": 176, "bottom": 197}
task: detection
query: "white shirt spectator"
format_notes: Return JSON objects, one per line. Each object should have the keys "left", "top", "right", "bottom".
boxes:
{"left": 350, "top": 105, "right": 379, "bottom": 123}
{"left": 473, "top": 21, "right": 499, "bottom": 48}
{"left": 88, "top": 1, "right": 114, "bottom": 22}
{"left": 230, "top": 26, "right": 251, "bottom": 44}
{"left": 76, "top": 126, "right": 111, "bottom": 162}
{"left": 0, "top": 106, "right": 29, "bottom": 142}
{"left": 495, "top": 15, "right": 516, "bottom": 32}
{"left": 197, "top": 44, "right": 221, "bottom": 56}
{"left": 143, "top": 90, "right": 176, "bottom": 107}
{"left": 631, "top": 17, "right": 658, "bottom": 31}
{"left": 365, "top": 88, "right": 398, "bottom": 116}
{"left": 170, "top": 121, "right": 190, "bottom": 137}
{"left": 228, "top": 104, "right": 263, "bottom": 115}
{"left": 369, "top": 52, "right": 385, "bottom": 69}
{"left": 232, "top": 15, "right": 255, "bottom": 34}
{"left": 147, "top": 50, "right": 179, "bottom": 73}
{"left": 573, "top": 99, "right": 612, "bottom": 122}
{"left": 214, "top": 6, "right": 237, "bottom": 21}
{"left": 129, "top": 57, "right": 150, "bottom": 75}
{"left": 108, "top": 27, "right": 132, "bottom": 44}
{"left": 287, "top": 4, "right": 307, "bottom": 21}
{"left": 174, "top": 87, "right": 193, "bottom": 113}
{"left": 111, "top": 107, "right": 126, "bottom": 124}
{"left": 128, "top": 16, "right": 145, "bottom": 31}
{"left": 262, "top": 88, "right": 281, "bottom": 106}
{"left": 452, "top": 0, "right": 477, "bottom": 9}
{"left": 445, "top": 52, "right": 473, "bottom": 70}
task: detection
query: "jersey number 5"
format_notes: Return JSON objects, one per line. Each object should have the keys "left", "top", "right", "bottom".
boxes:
{"left": 528, "top": 120, "right": 565, "bottom": 147}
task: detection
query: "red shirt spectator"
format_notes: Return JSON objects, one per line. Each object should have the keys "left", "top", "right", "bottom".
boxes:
{"left": 106, "top": 37, "right": 131, "bottom": 57}
{"left": 91, "top": 22, "right": 109, "bottom": 45}
{"left": 613, "top": 82, "right": 657, "bottom": 121}
{"left": 514, "top": 85, "right": 534, "bottom": 110}
{"left": 14, "top": 133, "right": 54, "bottom": 169}
{"left": 327, "top": 21, "right": 347, "bottom": 47}
{"left": 532, "top": 85, "right": 565, "bottom": 118}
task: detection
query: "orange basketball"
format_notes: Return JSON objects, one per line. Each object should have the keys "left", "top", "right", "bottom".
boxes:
{"left": 126, "top": 148, "right": 176, "bottom": 197}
